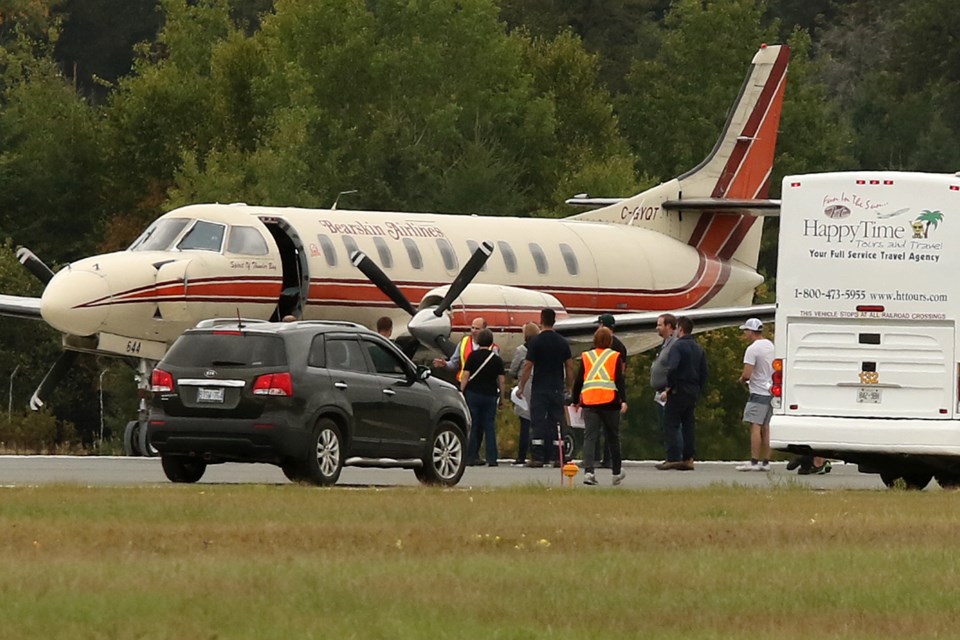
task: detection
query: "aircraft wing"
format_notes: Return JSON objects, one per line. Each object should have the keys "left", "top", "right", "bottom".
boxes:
{"left": 0, "top": 294, "right": 43, "bottom": 320}
{"left": 554, "top": 304, "right": 775, "bottom": 354}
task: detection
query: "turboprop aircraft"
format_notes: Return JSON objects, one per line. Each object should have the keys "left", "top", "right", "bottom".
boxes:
{"left": 0, "top": 43, "right": 787, "bottom": 454}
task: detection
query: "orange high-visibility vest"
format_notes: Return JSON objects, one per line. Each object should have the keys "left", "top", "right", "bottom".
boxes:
{"left": 456, "top": 336, "right": 474, "bottom": 381}
{"left": 580, "top": 348, "right": 619, "bottom": 405}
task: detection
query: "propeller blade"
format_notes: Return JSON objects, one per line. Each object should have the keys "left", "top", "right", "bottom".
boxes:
{"left": 17, "top": 247, "right": 55, "bottom": 285}
{"left": 29, "top": 350, "right": 79, "bottom": 410}
{"left": 350, "top": 251, "right": 417, "bottom": 316}
{"left": 433, "top": 241, "right": 494, "bottom": 316}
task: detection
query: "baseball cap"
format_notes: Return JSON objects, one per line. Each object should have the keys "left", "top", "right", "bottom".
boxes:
{"left": 739, "top": 318, "right": 763, "bottom": 331}
{"left": 597, "top": 313, "right": 616, "bottom": 328}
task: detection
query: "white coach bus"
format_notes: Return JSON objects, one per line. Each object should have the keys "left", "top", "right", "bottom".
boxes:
{"left": 770, "top": 171, "right": 960, "bottom": 489}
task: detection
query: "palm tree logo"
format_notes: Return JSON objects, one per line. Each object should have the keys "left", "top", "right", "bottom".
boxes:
{"left": 912, "top": 210, "right": 944, "bottom": 238}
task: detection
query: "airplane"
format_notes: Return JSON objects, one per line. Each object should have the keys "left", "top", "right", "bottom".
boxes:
{"left": 0, "top": 43, "right": 788, "bottom": 455}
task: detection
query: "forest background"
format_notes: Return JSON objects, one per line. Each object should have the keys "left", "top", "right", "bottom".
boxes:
{"left": 0, "top": 0, "right": 955, "bottom": 458}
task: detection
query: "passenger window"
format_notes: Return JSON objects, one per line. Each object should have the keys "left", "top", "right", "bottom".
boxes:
{"left": 325, "top": 338, "right": 367, "bottom": 373}
{"left": 226, "top": 226, "right": 269, "bottom": 255}
{"left": 559, "top": 243, "right": 579, "bottom": 275}
{"left": 466, "top": 240, "right": 487, "bottom": 271}
{"left": 364, "top": 340, "right": 407, "bottom": 376}
{"left": 497, "top": 241, "right": 517, "bottom": 273}
{"left": 436, "top": 238, "right": 458, "bottom": 271}
{"left": 177, "top": 220, "right": 226, "bottom": 252}
{"left": 342, "top": 235, "right": 359, "bottom": 259}
{"left": 308, "top": 335, "right": 326, "bottom": 368}
{"left": 373, "top": 237, "right": 393, "bottom": 268}
{"left": 528, "top": 242, "right": 548, "bottom": 274}
{"left": 403, "top": 238, "right": 423, "bottom": 270}
{"left": 318, "top": 234, "right": 337, "bottom": 267}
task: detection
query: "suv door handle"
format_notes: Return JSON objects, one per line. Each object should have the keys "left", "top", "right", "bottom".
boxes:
{"left": 382, "top": 389, "right": 396, "bottom": 396}
{"left": 334, "top": 381, "right": 348, "bottom": 390}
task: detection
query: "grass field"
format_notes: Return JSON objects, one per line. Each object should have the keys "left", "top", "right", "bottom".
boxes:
{"left": 2, "top": 483, "right": 959, "bottom": 639}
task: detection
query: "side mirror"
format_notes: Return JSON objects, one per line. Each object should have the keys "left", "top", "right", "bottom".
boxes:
{"left": 416, "top": 365, "right": 431, "bottom": 381}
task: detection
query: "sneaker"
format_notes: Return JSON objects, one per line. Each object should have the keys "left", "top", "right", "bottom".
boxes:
{"left": 815, "top": 461, "right": 832, "bottom": 475}
{"left": 735, "top": 462, "right": 760, "bottom": 472}
{"left": 678, "top": 459, "right": 695, "bottom": 471}
{"left": 583, "top": 472, "right": 598, "bottom": 486}
{"left": 760, "top": 462, "right": 771, "bottom": 472}
{"left": 612, "top": 471, "right": 626, "bottom": 486}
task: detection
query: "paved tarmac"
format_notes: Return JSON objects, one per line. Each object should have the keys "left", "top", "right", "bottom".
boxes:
{"left": 0, "top": 455, "right": 900, "bottom": 490}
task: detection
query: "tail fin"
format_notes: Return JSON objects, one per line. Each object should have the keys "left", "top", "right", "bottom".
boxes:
{"left": 571, "top": 44, "right": 789, "bottom": 269}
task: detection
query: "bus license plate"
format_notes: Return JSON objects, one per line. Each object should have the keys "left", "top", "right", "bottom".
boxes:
{"left": 197, "top": 387, "right": 224, "bottom": 403}
{"left": 857, "top": 388, "right": 881, "bottom": 404}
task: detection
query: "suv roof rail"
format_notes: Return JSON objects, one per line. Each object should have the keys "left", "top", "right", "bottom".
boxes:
{"left": 290, "top": 320, "right": 368, "bottom": 329}
{"left": 194, "top": 317, "right": 271, "bottom": 329}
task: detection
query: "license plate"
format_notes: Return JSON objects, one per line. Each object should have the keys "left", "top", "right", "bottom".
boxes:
{"left": 197, "top": 387, "right": 225, "bottom": 403}
{"left": 857, "top": 387, "right": 881, "bottom": 404}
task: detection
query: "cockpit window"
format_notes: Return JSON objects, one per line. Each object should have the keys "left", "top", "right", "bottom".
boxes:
{"left": 226, "top": 226, "right": 269, "bottom": 255}
{"left": 128, "top": 218, "right": 190, "bottom": 252}
{"left": 177, "top": 220, "right": 226, "bottom": 252}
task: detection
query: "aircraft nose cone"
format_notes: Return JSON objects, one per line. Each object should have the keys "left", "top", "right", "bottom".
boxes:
{"left": 41, "top": 267, "right": 111, "bottom": 336}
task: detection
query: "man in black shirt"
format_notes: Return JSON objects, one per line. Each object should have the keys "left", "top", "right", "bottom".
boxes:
{"left": 517, "top": 309, "right": 574, "bottom": 467}
{"left": 656, "top": 316, "right": 708, "bottom": 471}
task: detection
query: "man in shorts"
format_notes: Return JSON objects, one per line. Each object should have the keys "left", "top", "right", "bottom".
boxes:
{"left": 735, "top": 318, "right": 775, "bottom": 472}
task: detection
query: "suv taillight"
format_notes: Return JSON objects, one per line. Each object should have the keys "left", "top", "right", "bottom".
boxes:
{"left": 252, "top": 372, "right": 293, "bottom": 396}
{"left": 152, "top": 368, "right": 174, "bottom": 393}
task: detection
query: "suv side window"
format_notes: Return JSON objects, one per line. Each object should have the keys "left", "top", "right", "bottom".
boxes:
{"left": 308, "top": 335, "right": 326, "bottom": 368}
{"left": 325, "top": 337, "right": 368, "bottom": 373}
{"left": 363, "top": 339, "right": 408, "bottom": 377}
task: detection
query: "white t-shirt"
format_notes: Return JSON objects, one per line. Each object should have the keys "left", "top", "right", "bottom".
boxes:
{"left": 744, "top": 338, "right": 775, "bottom": 396}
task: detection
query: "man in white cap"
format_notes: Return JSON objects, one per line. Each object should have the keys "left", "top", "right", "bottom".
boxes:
{"left": 735, "top": 318, "right": 775, "bottom": 472}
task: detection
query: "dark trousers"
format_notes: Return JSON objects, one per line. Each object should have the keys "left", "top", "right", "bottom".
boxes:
{"left": 582, "top": 407, "right": 622, "bottom": 474}
{"left": 465, "top": 390, "right": 499, "bottom": 464}
{"left": 516, "top": 416, "right": 531, "bottom": 462}
{"left": 530, "top": 387, "right": 564, "bottom": 463}
{"left": 663, "top": 390, "right": 697, "bottom": 462}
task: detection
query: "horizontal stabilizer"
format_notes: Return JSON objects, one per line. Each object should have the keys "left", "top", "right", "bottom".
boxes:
{"left": 661, "top": 198, "right": 780, "bottom": 216}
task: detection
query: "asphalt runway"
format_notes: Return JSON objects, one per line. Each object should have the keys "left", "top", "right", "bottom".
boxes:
{"left": 0, "top": 455, "right": 900, "bottom": 490}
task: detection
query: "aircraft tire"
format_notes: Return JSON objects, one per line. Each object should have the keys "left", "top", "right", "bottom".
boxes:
{"left": 138, "top": 419, "right": 159, "bottom": 457}
{"left": 123, "top": 420, "right": 141, "bottom": 457}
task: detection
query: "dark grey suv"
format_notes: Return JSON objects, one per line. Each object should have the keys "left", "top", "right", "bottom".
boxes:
{"left": 148, "top": 319, "right": 469, "bottom": 486}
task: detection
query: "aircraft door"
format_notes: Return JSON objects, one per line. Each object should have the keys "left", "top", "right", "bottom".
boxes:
{"left": 155, "top": 259, "right": 192, "bottom": 322}
{"left": 262, "top": 218, "right": 310, "bottom": 321}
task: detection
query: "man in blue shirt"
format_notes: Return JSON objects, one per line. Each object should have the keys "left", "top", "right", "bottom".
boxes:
{"left": 656, "top": 316, "right": 708, "bottom": 471}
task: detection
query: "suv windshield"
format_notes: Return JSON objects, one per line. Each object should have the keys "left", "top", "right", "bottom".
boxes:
{"left": 164, "top": 333, "right": 287, "bottom": 367}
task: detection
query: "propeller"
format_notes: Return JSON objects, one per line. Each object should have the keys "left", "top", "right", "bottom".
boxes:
{"left": 29, "top": 350, "right": 78, "bottom": 410}
{"left": 350, "top": 251, "right": 417, "bottom": 316}
{"left": 17, "top": 247, "right": 55, "bottom": 285}
{"left": 15, "top": 246, "right": 80, "bottom": 410}
{"left": 349, "top": 241, "right": 494, "bottom": 356}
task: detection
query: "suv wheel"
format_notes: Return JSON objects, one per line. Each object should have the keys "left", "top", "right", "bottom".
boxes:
{"left": 281, "top": 461, "right": 306, "bottom": 483}
{"left": 161, "top": 455, "right": 206, "bottom": 483}
{"left": 415, "top": 420, "right": 466, "bottom": 486}
{"left": 303, "top": 418, "right": 344, "bottom": 486}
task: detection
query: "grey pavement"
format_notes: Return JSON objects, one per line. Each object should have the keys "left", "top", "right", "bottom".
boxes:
{"left": 0, "top": 455, "right": 897, "bottom": 490}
